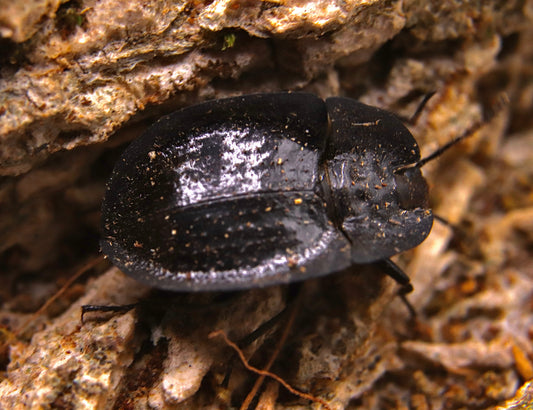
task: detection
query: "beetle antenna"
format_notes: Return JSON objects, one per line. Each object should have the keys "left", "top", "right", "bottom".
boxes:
{"left": 407, "top": 91, "right": 437, "bottom": 125}
{"left": 397, "top": 93, "right": 508, "bottom": 172}
{"left": 395, "top": 91, "right": 436, "bottom": 125}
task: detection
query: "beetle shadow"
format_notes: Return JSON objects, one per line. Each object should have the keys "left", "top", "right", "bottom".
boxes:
{"left": 79, "top": 264, "right": 410, "bottom": 407}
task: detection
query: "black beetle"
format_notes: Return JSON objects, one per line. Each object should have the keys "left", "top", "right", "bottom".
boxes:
{"left": 101, "top": 92, "right": 435, "bottom": 292}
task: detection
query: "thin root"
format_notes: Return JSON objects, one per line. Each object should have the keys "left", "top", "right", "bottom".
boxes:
{"left": 15, "top": 255, "right": 105, "bottom": 337}
{"left": 209, "top": 329, "right": 332, "bottom": 410}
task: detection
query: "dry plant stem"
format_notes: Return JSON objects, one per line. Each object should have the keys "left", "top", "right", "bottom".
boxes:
{"left": 14, "top": 255, "right": 105, "bottom": 337}
{"left": 241, "top": 289, "right": 303, "bottom": 410}
{"left": 209, "top": 329, "right": 332, "bottom": 410}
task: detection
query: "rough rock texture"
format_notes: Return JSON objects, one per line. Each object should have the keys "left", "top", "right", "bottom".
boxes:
{"left": 0, "top": 0, "right": 532, "bottom": 409}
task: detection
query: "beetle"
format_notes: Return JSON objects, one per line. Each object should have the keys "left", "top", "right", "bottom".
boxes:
{"left": 101, "top": 92, "right": 440, "bottom": 293}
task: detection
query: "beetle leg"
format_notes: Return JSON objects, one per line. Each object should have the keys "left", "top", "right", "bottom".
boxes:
{"left": 374, "top": 259, "right": 416, "bottom": 317}
{"left": 81, "top": 303, "right": 137, "bottom": 323}
{"left": 433, "top": 213, "right": 466, "bottom": 237}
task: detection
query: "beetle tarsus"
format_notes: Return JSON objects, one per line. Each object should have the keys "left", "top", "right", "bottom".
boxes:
{"left": 375, "top": 259, "right": 416, "bottom": 317}
{"left": 81, "top": 303, "right": 137, "bottom": 323}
